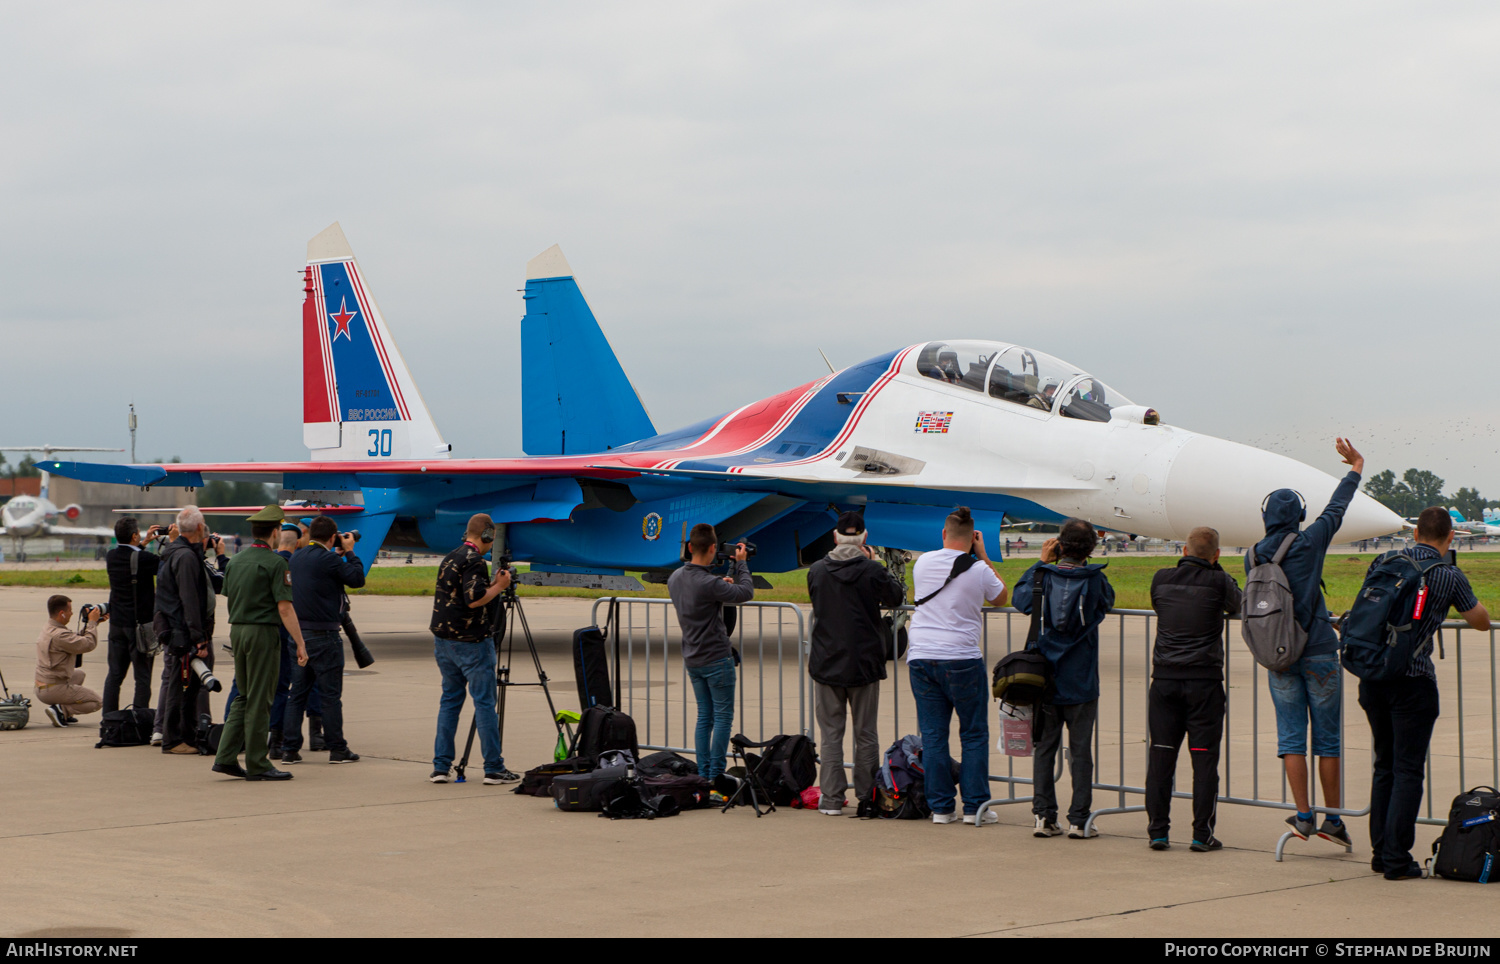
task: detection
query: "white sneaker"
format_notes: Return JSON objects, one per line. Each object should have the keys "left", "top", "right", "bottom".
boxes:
{"left": 150, "top": 731, "right": 162, "bottom": 746}
{"left": 931, "top": 811, "right": 961, "bottom": 824}
{"left": 1068, "top": 823, "right": 1099, "bottom": 839}
{"left": 1033, "top": 815, "right": 1062, "bottom": 837}
{"left": 963, "top": 809, "right": 999, "bottom": 825}
{"left": 819, "top": 808, "right": 843, "bottom": 816}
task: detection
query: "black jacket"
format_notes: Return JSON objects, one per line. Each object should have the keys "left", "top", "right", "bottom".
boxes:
{"left": 153, "top": 537, "right": 226, "bottom": 649}
{"left": 290, "top": 543, "right": 366, "bottom": 630}
{"left": 105, "top": 545, "right": 160, "bottom": 627}
{"left": 807, "top": 547, "right": 906, "bottom": 687}
{"left": 1150, "top": 556, "right": 1243, "bottom": 680}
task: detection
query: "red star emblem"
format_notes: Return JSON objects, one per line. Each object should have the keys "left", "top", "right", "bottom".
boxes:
{"left": 329, "top": 299, "right": 357, "bottom": 342}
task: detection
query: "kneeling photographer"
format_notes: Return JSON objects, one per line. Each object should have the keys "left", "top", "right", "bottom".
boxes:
{"left": 35, "top": 594, "right": 105, "bottom": 727}
{"left": 154, "top": 507, "right": 228, "bottom": 755}
{"left": 281, "top": 515, "right": 366, "bottom": 765}
{"left": 428, "top": 513, "right": 516, "bottom": 785}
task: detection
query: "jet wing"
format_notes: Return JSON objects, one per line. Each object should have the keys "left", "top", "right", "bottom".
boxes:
{"left": 46, "top": 525, "right": 115, "bottom": 537}
{"left": 42, "top": 458, "right": 638, "bottom": 490}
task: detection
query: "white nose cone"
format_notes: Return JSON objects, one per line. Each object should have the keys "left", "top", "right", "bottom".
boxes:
{"left": 1165, "top": 435, "right": 1403, "bottom": 547}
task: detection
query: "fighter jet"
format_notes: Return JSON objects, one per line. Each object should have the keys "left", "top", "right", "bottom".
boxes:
{"left": 44, "top": 224, "right": 1403, "bottom": 585}
{"left": 1, "top": 446, "right": 122, "bottom": 561}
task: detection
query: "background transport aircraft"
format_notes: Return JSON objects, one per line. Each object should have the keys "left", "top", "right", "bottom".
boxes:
{"left": 44, "top": 224, "right": 1403, "bottom": 587}
{"left": 1, "top": 446, "right": 123, "bottom": 561}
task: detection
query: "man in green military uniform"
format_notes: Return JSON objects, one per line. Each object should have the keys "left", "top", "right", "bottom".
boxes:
{"left": 212, "top": 505, "right": 308, "bottom": 781}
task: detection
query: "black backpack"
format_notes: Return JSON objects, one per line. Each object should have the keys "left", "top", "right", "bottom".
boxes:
{"left": 1341, "top": 551, "right": 1452, "bottom": 682}
{"left": 1431, "top": 786, "right": 1500, "bottom": 882}
{"left": 95, "top": 706, "right": 155, "bottom": 748}
{"left": 571, "top": 706, "right": 640, "bottom": 761}
{"left": 736, "top": 733, "right": 818, "bottom": 806}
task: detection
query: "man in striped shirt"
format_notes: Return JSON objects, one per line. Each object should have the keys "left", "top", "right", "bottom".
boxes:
{"left": 1357, "top": 506, "right": 1490, "bottom": 880}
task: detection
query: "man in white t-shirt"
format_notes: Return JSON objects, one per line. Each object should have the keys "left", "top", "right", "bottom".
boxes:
{"left": 907, "top": 506, "right": 1008, "bottom": 825}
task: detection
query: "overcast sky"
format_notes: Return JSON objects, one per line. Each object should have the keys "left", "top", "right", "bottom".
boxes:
{"left": 3, "top": 3, "right": 1497, "bottom": 492}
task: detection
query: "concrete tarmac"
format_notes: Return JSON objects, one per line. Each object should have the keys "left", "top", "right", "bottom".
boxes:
{"left": 1, "top": 587, "right": 1495, "bottom": 939}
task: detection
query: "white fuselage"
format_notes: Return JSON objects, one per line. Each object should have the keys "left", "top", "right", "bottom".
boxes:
{"left": 1, "top": 496, "right": 57, "bottom": 538}
{"left": 740, "top": 343, "right": 1403, "bottom": 547}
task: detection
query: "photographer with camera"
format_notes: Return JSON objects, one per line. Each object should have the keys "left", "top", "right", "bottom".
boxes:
{"left": 102, "top": 517, "right": 170, "bottom": 716}
{"left": 428, "top": 513, "right": 516, "bottom": 785}
{"left": 35, "top": 594, "right": 106, "bottom": 727}
{"left": 280, "top": 516, "right": 366, "bottom": 765}
{"left": 154, "top": 506, "right": 229, "bottom": 755}
{"left": 213, "top": 505, "right": 308, "bottom": 781}
{"left": 668, "top": 523, "right": 754, "bottom": 789}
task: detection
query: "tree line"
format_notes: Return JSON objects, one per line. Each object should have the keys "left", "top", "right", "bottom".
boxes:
{"left": 1363, "top": 468, "right": 1497, "bottom": 521}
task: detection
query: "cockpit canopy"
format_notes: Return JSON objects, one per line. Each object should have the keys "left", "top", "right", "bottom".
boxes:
{"left": 912, "top": 341, "right": 1132, "bottom": 422}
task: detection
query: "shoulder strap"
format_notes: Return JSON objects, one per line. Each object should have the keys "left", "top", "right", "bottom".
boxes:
{"left": 913, "top": 554, "right": 979, "bottom": 607}
{"left": 1024, "top": 568, "right": 1046, "bottom": 649}
{"left": 1270, "top": 532, "right": 1298, "bottom": 565}
{"left": 130, "top": 548, "right": 139, "bottom": 583}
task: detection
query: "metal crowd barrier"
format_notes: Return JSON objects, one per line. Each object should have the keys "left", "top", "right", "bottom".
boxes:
{"left": 588, "top": 598, "right": 807, "bottom": 754}
{"left": 588, "top": 598, "right": 1499, "bottom": 859}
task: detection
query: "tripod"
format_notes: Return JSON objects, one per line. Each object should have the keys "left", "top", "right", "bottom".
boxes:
{"left": 453, "top": 588, "right": 567, "bottom": 782}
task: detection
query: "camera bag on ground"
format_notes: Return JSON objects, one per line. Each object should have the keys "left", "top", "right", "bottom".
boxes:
{"left": 0, "top": 666, "right": 29, "bottom": 730}
{"left": 642, "top": 773, "right": 713, "bottom": 809}
{"left": 731, "top": 733, "right": 818, "bottom": 807}
{"left": 514, "top": 753, "right": 596, "bottom": 797}
{"left": 95, "top": 705, "right": 155, "bottom": 748}
{"left": 600, "top": 779, "right": 682, "bottom": 820}
{"left": 551, "top": 764, "right": 631, "bottom": 812}
{"left": 868, "top": 733, "right": 931, "bottom": 819}
{"left": 637, "top": 749, "right": 699, "bottom": 777}
{"left": 1240, "top": 532, "right": 1306, "bottom": 672}
{"left": 572, "top": 601, "right": 616, "bottom": 710}
{"left": 1340, "top": 551, "right": 1454, "bottom": 682}
{"left": 1429, "top": 786, "right": 1500, "bottom": 882}
{"left": 571, "top": 705, "right": 639, "bottom": 761}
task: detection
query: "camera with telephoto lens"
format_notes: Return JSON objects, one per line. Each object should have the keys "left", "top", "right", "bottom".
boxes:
{"left": 78, "top": 603, "right": 108, "bottom": 621}
{"left": 340, "top": 530, "right": 362, "bottom": 543}
{"left": 189, "top": 656, "right": 222, "bottom": 693}
{"left": 715, "top": 541, "right": 756, "bottom": 563}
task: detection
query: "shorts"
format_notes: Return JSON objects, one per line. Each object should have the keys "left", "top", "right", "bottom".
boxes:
{"left": 1268, "top": 652, "right": 1342, "bottom": 757}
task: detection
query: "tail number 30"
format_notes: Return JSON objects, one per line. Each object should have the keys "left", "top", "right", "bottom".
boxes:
{"left": 367, "top": 428, "right": 393, "bottom": 457}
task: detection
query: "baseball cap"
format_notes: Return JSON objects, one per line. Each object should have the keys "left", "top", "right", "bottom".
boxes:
{"left": 835, "top": 510, "right": 865, "bottom": 536}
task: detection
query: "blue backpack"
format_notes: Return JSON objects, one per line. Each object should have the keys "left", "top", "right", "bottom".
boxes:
{"left": 1339, "top": 551, "right": 1451, "bottom": 682}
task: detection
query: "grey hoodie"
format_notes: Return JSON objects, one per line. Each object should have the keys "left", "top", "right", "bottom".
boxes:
{"left": 667, "top": 561, "right": 754, "bottom": 667}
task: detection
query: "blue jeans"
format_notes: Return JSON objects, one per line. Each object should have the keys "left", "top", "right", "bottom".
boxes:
{"left": 1268, "top": 652, "right": 1342, "bottom": 757}
{"left": 432, "top": 636, "right": 504, "bottom": 775}
{"left": 908, "top": 658, "right": 991, "bottom": 815}
{"left": 687, "top": 657, "right": 736, "bottom": 781}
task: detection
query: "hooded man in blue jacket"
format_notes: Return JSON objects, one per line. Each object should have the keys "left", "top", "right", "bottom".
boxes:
{"left": 1248, "top": 437, "right": 1364, "bottom": 847}
{"left": 1013, "top": 518, "right": 1115, "bottom": 839}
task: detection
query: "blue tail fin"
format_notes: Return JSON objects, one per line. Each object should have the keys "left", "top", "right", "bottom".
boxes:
{"left": 521, "top": 246, "right": 656, "bottom": 455}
